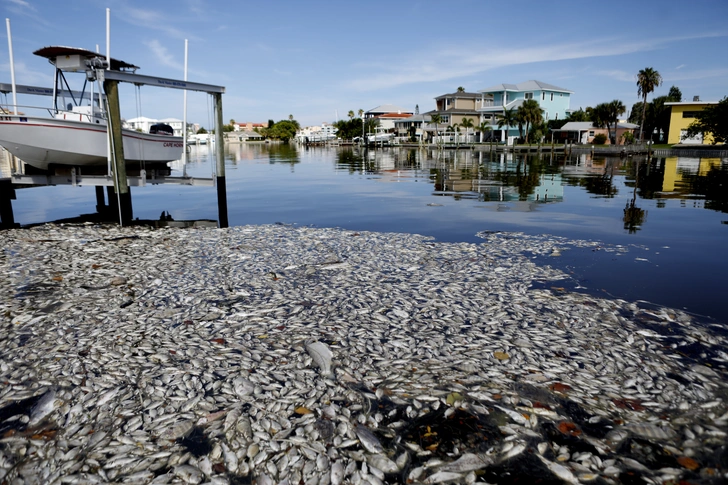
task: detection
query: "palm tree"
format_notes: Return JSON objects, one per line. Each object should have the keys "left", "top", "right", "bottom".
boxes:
{"left": 457, "top": 86, "right": 465, "bottom": 92}
{"left": 497, "top": 108, "right": 517, "bottom": 144}
{"left": 636, "top": 67, "right": 662, "bottom": 142}
{"left": 519, "top": 99, "right": 544, "bottom": 144}
{"left": 607, "top": 99, "right": 626, "bottom": 145}
{"left": 430, "top": 113, "right": 442, "bottom": 146}
{"left": 358, "top": 109, "right": 364, "bottom": 118}
{"left": 347, "top": 110, "right": 355, "bottom": 120}
{"left": 460, "top": 117, "right": 474, "bottom": 143}
{"left": 477, "top": 121, "right": 491, "bottom": 144}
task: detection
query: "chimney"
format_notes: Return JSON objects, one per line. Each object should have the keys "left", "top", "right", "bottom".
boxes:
{"left": 693, "top": 96, "right": 700, "bottom": 102}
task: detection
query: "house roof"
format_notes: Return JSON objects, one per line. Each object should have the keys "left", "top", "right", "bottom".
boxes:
{"left": 664, "top": 101, "right": 719, "bottom": 106}
{"left": 425, "top": 109, "right": 481, "bottom": 116}
{"left": 366, "top": 104, "right": 410, "bottom": 115}
{"left": 127, "top": 116, "right": 157, "bottom": 123}
{"left": 478, "top": 80, "right": 572, "bottom": 94}
{"left": 393, "top": 114, "right": 431, "bottom": 124}
{"left": 434, "top": 92, "right": 480, "bottom": 99}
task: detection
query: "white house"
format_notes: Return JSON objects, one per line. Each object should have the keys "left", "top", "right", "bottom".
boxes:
{"left": 126, "top": 116, "right": 186, "bottom": 136}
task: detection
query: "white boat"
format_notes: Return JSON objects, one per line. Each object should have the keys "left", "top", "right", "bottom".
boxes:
{"left": 0, "top": 46, "right": 184, "bottom": 171}
{"left": 366, "top": 128, "right": 394, "bottom": 145}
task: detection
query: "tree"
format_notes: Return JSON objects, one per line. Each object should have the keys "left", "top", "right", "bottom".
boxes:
{"left": 607, "top": 99, "right": 626, "bottom": 144}
{"left": 477, "top": 121, "right": 491, "bottom": 143}
{"left": 591, "top": 103, "right": 611, "bottom": 129}
{"left": 347, "top": 110, "right": 355, "bottom": 120}
{"left": 430, "top": 113, "right": 442, "bottom": 145}
{"left": 457, "top": 86, "right": 465, "bottom": 92}
{"left": 267, "top": 119, "right": 298, "bottom": 142}
{"left": 197, "top": 127, "right": 207, "bottom": 134}
{"left": 684, "top": 96, "right": 728, "bottom": 144}
{"left": 668, "top": 86, "right": 682, "bottom": 102}
{"left": 519, "top": 99, "right": 543, "bottom": 144}
{"left": 636, "top": 67, "right": 662, "bottom": 142}
{"left": 460, "top": 117, "right": 474, "bottom": 142}
{"left": 415, "top": 104, "right": 419, "bottom": 115}
{"left": 567, "top": 108, "right": 590, "bottom": 122}
{"left": 497, "top": 108, "right": 517, "bottom": 142}
{"left": 358, "top": 109, "right": 364, "bottom": 118}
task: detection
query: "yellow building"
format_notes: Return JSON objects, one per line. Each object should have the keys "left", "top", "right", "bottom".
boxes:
{"left": 665, "top": 100, "right": 719, "bottom": 145}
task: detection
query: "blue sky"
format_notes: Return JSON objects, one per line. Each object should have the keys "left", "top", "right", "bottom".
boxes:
{"left": 2, "top": 0, "right": 727, "bottom": 129}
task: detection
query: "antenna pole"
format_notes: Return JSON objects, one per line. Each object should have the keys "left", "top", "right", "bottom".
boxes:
{"left": 182, "top": 39, "right": 188, "bottom": 172}
{"left": 5, "top": 19, "right": 18, "bottom": 114}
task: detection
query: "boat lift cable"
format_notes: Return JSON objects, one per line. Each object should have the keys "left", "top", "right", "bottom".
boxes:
{"left": 207, "top": 94, "right": 215, "bottom": 178}
{"left": 134, "top": 84, "right": 146, "bottom": 169}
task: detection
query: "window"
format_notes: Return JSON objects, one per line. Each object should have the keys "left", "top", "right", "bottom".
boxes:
{"left": 524, "top": 92, "right": 533, "bottom": 100}
{"left": 550, "top": 93, "right": 554, "bottom": 101}
{"left": 442, "top": 115, "right": 449, "bottom": 123}
{"left": 589, "top": 131, "right": 595, "bottom": 137}
{"left": 682, "top": 111, "right": 701, "bottom": 118}
{"left": 542, "top": 93, "right": 545, "bottom": 100}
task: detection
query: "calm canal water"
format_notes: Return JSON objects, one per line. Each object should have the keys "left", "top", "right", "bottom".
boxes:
{"left": 10, "top": 144, "right": 728, "bottom": 325}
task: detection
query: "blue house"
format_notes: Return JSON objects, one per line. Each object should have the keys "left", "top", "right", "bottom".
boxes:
{"left": 476, "top": 80, "right": 572, "bottom": 143}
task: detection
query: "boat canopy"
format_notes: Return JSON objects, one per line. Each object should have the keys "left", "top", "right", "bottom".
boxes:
{"left": 33, "top": 46, "right": 139, "bottom": 72}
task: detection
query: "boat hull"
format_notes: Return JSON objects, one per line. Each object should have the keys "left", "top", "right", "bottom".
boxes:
{"left": 0, "top": 115, "right": 184, "bottom": 170}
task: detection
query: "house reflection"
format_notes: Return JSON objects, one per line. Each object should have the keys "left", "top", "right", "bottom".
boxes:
{"left": 332, "top": 149, "right": 728, "bottom": 218}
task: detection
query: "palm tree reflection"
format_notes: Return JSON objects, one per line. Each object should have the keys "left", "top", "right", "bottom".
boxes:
{"left": 623, "top": 159, "right": 647, "bottom": 233}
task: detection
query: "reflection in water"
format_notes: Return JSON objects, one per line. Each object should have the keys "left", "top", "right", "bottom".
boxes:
{"left": 623, "top": 160, "right": 647, "bottom": 233}
{"left": 332, "top": 148, "right": 728, "bottom": 232}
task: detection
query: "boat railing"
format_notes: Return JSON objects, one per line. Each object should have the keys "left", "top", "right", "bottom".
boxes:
{"left": 0, "top": 103, "right": 107, "bottom": 125}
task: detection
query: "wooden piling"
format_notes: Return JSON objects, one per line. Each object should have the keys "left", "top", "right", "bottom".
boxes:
{"left": 213, "top": 92, "right": 228, "bottom": 228}
{"left": 0, "top": 179, "right": 16, "bottom": 228}
{"left": 103, "top": 79, "right": 133, "bottom": 223}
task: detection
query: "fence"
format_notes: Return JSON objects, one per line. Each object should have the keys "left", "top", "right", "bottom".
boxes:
{"left": 652, "top": 149, "right": 728, "bottom": 158}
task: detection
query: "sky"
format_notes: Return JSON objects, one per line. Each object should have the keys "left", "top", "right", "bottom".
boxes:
{"left": 1, "top": 0, "right": 727, "bottom": 129}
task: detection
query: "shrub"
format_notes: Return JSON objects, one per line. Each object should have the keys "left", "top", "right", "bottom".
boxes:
{"left": 593, "top": 133, "right": 607, "bottom": 145}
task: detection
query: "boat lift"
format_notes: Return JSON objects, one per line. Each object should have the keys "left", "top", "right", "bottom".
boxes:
{"left": 0, "top": 59, "right": 229, "bottom": 229}
{"left": 92, "top": 65, "right": 228, "bottom": 227}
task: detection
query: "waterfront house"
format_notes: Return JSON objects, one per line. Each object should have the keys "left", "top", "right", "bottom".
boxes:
{"left": 665, "top": 99, "right": 721, "bottom": 145}
{"left": 127, "top": 116, "right": 185, "bottom": 136}
{"left": 552, "top": 121, "right": 638, "bottom": 145}
{"left": 425, "top": 91, "right": 484, "bottom": 128}
{"left": 234, "top": 122, "right": 266, "bottom": 132}
{"left": 365, "top": 105, "right": 414, "bottom": 131}
{"left": 393, "top": 114, "right": 431, "bottom": 140}
{"left": 476, "top": 80, "right": 572, "bottom": 143}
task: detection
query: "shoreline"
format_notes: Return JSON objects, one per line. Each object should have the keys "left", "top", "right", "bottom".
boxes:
{"left": 1, "top": 223, "right": 727, "bottom": 484}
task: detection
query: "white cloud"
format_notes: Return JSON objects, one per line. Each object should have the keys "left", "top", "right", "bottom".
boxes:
{"left": 664, "top": 68, "right": 728, "bottom": 82}
{"left": 6, "top": 0, "right": 34, "bottom": 9}
{"left": 345, "top": 32, "right": 728, "bottom": 91}
{"left": 596, "top": 70, "right": 635, "bottom": 82}
{"left": 675, "top": 64, "right": 686, "bottom": 70}
{"left": 118, "top": 6, "right": 199, "bottom": 41}
{"left": 145, "top": 40, "right": 183, "bottom": 70}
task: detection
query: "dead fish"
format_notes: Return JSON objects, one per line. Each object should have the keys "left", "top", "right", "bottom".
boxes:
{"left": 232, "top": 377, "right": 255, "bottom": 397}
{"left": 439, "top": 453, "right": 493, "bottom": 472}
{"left": 538, "top": 455, "right": 579, "bottom": 484}
{"left": 305, "top": 340, "right": 333, "bottom": 377}
{"left": 355, "top": 425, "right": 383, "bottom": 453}
{"left": 29, "top": 388, "right": 62, "bottom": 426}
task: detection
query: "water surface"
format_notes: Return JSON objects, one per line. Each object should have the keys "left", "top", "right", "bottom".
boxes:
{"left": 10, "top": 144, "right": 728, "bottom": 324}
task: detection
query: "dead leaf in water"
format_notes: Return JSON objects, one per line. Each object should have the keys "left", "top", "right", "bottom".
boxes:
{"left": 677, "top": 456, "right": 699, "bottom": 471}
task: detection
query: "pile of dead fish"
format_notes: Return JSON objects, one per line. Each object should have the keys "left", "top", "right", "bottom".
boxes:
{"left": 0, "top": 223, "right": 726, "bottom": 485}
